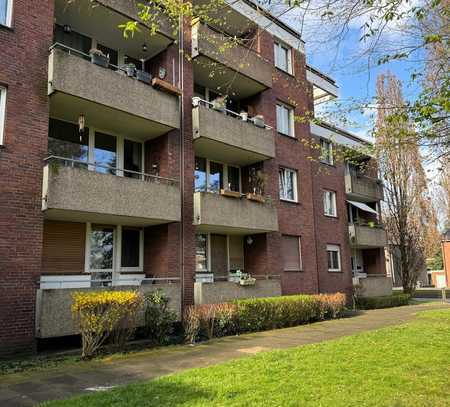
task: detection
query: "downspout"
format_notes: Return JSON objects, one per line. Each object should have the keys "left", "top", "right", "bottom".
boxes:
{"left": 179, "top": 13, "right": 185, "bottom": 311}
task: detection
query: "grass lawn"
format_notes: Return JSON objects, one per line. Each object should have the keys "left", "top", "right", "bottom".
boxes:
{"left": 42, "top": 309, "right": 450, "bottom": 407}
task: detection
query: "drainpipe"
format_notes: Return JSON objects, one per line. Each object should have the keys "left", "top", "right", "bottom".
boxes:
{"left": 179, "top": 13, "right": 185, "bottom": 311}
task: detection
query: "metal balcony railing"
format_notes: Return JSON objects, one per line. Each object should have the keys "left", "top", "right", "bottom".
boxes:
{"left": 44, "top": 156, "right": 178, "bottom": 186}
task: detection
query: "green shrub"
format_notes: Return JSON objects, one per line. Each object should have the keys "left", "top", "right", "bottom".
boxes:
{"left": 143, "top": 290, "right": 177, "bottom": 345}
{"left": 356, "top": 294, "right": 410, "bottom": 310}
{"left": 234, "top": 293, "right": 346, "bottom": 333}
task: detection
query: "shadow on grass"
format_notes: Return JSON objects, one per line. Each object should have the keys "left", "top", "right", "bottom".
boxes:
{"left": 43, "top": 379, "right": 213, "bottom": 407}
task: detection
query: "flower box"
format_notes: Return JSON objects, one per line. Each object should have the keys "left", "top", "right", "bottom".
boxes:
{"left": 220, "top": 189, "right": 241, "bottom": 199}
{"left": 246, "top": 193, "right": 265, "bottom": 203}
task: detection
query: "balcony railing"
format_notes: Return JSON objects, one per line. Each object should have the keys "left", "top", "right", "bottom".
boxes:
{"left": 42, "top": 156, "right": 181, "bottom": 224}
{"left": 48, "top": 44, "right": 180, "bottom": 138}
{"left": 345, "top": 168, "right": 384, "bottom": 201}
{"left": 349, "top": 223, "right": 387, "bottom": 248}
{"left": 44, "top": 156, "right": 178, "bottom": 185}
{"left": 192, "top": 98, "right": 275, "bottom": 164}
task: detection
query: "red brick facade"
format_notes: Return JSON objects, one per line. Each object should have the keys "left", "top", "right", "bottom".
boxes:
{"left": 0, "top": 1, "right": 55, "bottom": 355}
{"left": 0, "top": 1, "right": 386, "bottom": 356}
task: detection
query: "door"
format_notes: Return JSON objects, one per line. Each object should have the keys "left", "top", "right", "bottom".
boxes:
{"left": 210, "top": 234, "right": 228, "bottom": 279}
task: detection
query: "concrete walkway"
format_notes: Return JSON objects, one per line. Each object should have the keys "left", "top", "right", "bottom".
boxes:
{"left": 1, "top": 303, "right": 448, "bottom": 406}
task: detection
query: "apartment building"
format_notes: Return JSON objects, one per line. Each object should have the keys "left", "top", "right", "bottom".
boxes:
{"left": 0, "top": 0, "right": 388, "bottom": 356}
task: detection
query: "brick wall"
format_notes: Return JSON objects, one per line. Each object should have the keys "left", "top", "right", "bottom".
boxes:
{"left": 310, "top": 144, "right": 353, "bottom": 297}
{"left": 0, "top": 0, "right": 54, "bottom": 356}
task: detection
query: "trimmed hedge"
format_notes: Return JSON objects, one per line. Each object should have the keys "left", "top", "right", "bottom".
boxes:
{"left": 183, "top": 293, "right": 347, "bottom": 342}
{"left": 356, "top": 294, "right": 410, "bottom": 310}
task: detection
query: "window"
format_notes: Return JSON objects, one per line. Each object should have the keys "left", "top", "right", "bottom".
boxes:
{"left": 121, "top": 227, "right": 142, "bottom": 269}
{"left": 195, "top": 234, "right": 208, "bottom": 271}
{"left": 282, "top": 235, "right": 302, "bottom": 271}
{"left": 124, "top": 139, "right": 142, "bottom": 179}
{"left": 276, "top": 103, "right": 294, "bottom": 137}
{"left": 89, "top": 225, "right": 114, "bottom": 272}
{"left": 0, "top": 0, "right": 13, "bottom": 27}
{"left": 0, "top": 86, "right": 6, "bottom": 145}
{"left": 195, "top": 157, "right": 207, "bottom": 192}
{"left": 194, "top": 158, "right": 241, "bottom": 194}
{"left": 279, "top": 167, "right": 298, "bottom": 202}
{"left": 94, "top": 132, "right": 117, "bottom": 174}
{"left": 327, "top": 244, "right": 341, "bottom": 272}
{"left": 320, "top": 139, "right": 333, "bottom": 165}
{"left": 209, "top": 161, "right": 224, "bottom": 193}
{"left": 48, "top": 119, "right": 89, "bottom": 163}
{"left": 228, "top": 166, "right": 240, "bottom": 192}
{"left": 323, "top": 190, "right": 337, "bottom": 217}
{"left": 274, "top": 41, "right": 292, "bottom": 74}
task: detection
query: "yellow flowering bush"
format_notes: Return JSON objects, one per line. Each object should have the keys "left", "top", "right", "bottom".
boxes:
{"left": 72, "top": 290, "right": 143, "bottom": 358}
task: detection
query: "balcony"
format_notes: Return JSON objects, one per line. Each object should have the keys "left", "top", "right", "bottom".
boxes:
{"left": 36, "top": 280, "right": 181, "bottom": 338}
{"left": 192, "top": 99, "right": 275, "bottom": 165}
{"left": 42, "top": 157, "right": 181, "bottom": 226}
{"left": 345, "top": 170, "right": 384, "bottom": 202}
{"left": 349, "top": 224, "right": 387, "bottom": 249}
{"left": 55, "top": 0, "right": 175, "bottom": 52}
{"left": 48, "top": 46, "right": 180, "bottom": 140}
{"left": 192, "top": 22, "right": 272, "bottom": 99}
{"left": 194, "top": 278, "right": 282, "bottom": 304}
{"left": 194, "top": 192, "right": 278, "bottom": 234}
{"left": 306, "top": 65, "right": 339, "bottom": 103}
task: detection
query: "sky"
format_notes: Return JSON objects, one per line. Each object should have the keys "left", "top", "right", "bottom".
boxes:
{"left": 264, "top": 1, "right": 425, "bottom": 141}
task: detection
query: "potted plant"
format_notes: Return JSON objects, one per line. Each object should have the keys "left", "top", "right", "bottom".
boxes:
{"left": 220, "top": 184, "right": 241, "bottom": 198}
{"left": 212, "top": 96, "right": 227, "bottom": 113}
{"left": 253, "top": 114, "right": 265, "bottom": 128}
{"left": 239, "top": 272, "right": 256, "bottom": 286}
{"left": 123, "top": 63, "right": 136, "bottom": 77}
{"left": 89, "top": 48, "right": 109, "bottom": 68}
{"left": 246, "top": 169, "right": 267, "bottom": 203}
{"left": 239, "top": 111, "right": 248, "bottom": 121}
{"left": 136, "top": 69, "right": 152, "bottom": 84}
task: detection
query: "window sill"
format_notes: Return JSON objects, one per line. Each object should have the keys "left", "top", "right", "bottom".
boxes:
{"left": 280, "top": 198, "right": 299, "bottom": 205}
{"left": 324, "top": 214, "right": 338, "bottom": 219}
{"left": 328, "top": 270, "right": 343, "bottom": 273}
{"left": 319, "top": 161, "right": 335, "bottom": 168}
{"left": 284, "top": 269, "right": 303, "bottom": 272}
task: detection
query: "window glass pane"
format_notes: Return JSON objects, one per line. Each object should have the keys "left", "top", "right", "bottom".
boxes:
{"left": 279, "top": 168, "right": 285, "bottom": 198}
{"left": 195, "top": 234, "right": 208, "bottom": 271}
{"left": 0, "top": 0, "right": 7, "bottom": 25}
{"left": 98, "top": 43, "right": 118, "bottom": 68}
{"left": 95, "top": 132, "right": 116, "bottom": 174}
{"left": 90, "top": 226, "right": 114, "bottom": 270}
{"left": 209, "top": 161, "right": 223, "bottom": 193}
{"left": 195, "top": 157, "right": 207, "bottom": 192}
{"left": 53, "top": 25, "right": 91, "bottom": 56}
{"left": 124, "top": 139, "right": 142, "bottom": 178}
{"left": 286, "top": 170, "right": 294, "bottom": 200}
{"left": 228, "top": 166, "right": 240, "bottom": 192}
{"left": 121, "top": 228, "right": 140, "bottom": 268}
{"left": 48, "top": 119, "right": 89, "bottom": 163}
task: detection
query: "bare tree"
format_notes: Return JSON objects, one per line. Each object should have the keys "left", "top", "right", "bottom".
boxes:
{"left": 375, "top": 73, "right": 432, "bottom": 294}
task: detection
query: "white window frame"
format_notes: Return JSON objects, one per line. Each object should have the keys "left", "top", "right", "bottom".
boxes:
{"left": 50, "top": 118, "right": 145, "bottom": 178}
{"left": 323, "top": 190, "right": 337, "bottom": 217}
{"left": 117, "top": 225, "right": 144, "bottom": 272}
{"left": 0, "top": 86, "right": 6, "bottom": 145}
{"left": 320, "top": 138, "right": 334, "bottom": 165}
{"left": 274, "top": 41, "right": 293, "bottom": 74}
{"left": 276, "top": 102, "right": 295, "bottom": 138}
{"left": 84, "top": 223, "right": 144, "bottom": 275}
{"left": 0, "top": 0, "right": 13, "bottom": 27}
{"left": 327, "top": 244, "right": 341, "bottom": 272}
{"left": 279, "top": 167, "right": 298, "bottom": 203}
{"left": 196, "top": 157, "right": 242, "bottom": 194}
